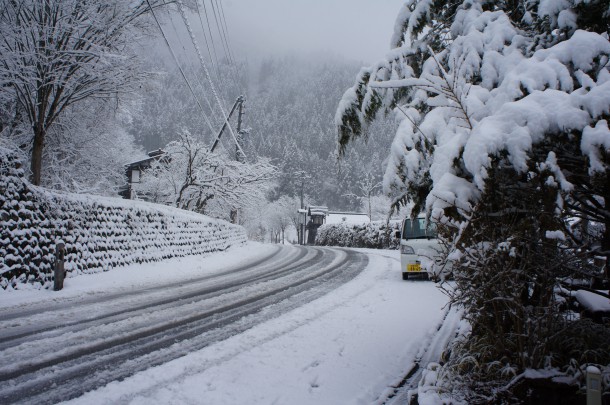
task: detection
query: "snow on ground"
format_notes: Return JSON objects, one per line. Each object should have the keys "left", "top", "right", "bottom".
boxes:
{"left": 50, "top": 246, "right": 450, "bottom": 405}
{"left": 1, "top": 244, "right": 450, "bottom": 404}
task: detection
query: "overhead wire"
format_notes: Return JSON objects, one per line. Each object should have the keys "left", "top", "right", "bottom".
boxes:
{"left": 194, "top": 0, "right": 236, "bottom": 130}
{"left": 217, "top": 0, "right": 237, "bottom": 65}
{"left": 175, "top": 0, "right": 247, "bottom": 160}
{"left": 194, "top": 0, "right": 222, "bottom": 84}
{"left": 198, "top": 0, "right": 234, "bottom": 116}
{"left": 200, "top": 0, "right": 222, "bottom": 78}
{"left": 145, "top": 0, "right": 215, "bottom": 135}
{"left": 163, "top": 2, "right": 221, "bottom": 135}
{"left": 216, "top": 0, "right": 244, "bottom": 95}
{"left": 216, "top": 1, "right": 255, "bottom": 159}
{"left": 210, "top": 0, "right": 249, "bottom": 155}
{"left": 210, "top": 0, "right": 233, "bottom": 65}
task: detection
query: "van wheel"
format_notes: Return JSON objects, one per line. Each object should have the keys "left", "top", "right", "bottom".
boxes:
{"left": 402, "top": 273, "right": 409, "bottom": 280}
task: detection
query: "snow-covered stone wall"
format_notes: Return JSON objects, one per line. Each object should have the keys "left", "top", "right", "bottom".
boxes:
{"left": 315, "top": 221, "right": 400, "bottom": 249}
{"left": 0, "top": 148, "right": 247, "bottom": 290}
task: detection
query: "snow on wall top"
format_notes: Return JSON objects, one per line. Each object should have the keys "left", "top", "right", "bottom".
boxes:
{"left": 0, "top": 148, "right": 247, "bottom": 290}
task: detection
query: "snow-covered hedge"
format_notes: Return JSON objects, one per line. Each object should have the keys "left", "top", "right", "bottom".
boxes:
{"left": 0, "top": 148, "right": 246, "bottom": 290}
{"left": 315, "top": 221, "right": 400, "bottom": 249}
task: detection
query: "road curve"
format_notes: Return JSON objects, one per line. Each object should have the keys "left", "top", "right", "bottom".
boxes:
{"left": 0, "top": 245, "right": 367, "bottom": 404}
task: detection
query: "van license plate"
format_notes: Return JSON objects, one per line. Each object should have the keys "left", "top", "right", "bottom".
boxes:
{"left": 407, "top": 264, "right": 421, "bottom": 272}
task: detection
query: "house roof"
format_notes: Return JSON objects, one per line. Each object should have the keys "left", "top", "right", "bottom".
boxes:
{"left": 124, "top": 149, "right": 167, "bottom": 169}
{"left": 125, "top": 156, "right": 155, "bottom": 169}
{"left": 308, "top": 205, "right": 329, "bottom": 216}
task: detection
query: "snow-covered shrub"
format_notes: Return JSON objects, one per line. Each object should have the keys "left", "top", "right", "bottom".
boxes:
{"left": 315, "top": 221, "right": 400, "bottom": 249}
{"left": 0, "top": 148, "right": 246, "bottom": 290}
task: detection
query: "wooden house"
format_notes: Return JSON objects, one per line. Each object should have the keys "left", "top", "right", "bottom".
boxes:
{"left": 118, "top": 149, "right": 167, "bottom": 200}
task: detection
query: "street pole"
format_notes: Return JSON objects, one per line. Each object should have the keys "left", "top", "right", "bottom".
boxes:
{"left": 236, "top": 97, "right": 245, "bottom": 163}
{"left": 210, "top": 95, "right": 244, "bottom": 153}
{"left": 230, "top": 97, "right": 245, "bottom": 224}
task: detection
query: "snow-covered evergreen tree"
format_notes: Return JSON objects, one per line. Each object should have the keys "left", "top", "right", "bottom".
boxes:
{"left": 337, "top": 0, "right": 609, "bottom": 400}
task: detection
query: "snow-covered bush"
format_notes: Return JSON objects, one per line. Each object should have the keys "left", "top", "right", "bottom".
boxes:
{"left": 315, "top": 221, "right": 400, "bottom": 249}
{"left": 0, "top": 148, "right": 246, "bottom": 290}
{"left": 336, "top": 0, "right": 610, "bottom": 401}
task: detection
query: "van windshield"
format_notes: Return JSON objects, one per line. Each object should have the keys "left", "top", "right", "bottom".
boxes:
{"left": 402, "top": 218, "right": 437, "bottom": 239}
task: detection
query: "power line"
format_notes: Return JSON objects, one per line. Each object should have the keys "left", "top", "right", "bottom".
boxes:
{"left": 199, "top": 0, "right": 236, "bottom": 110}
{"left": 217, "top": 0, "right": 237, "bottom": 66}
{"left": 176, "top": 0, "right": 247, "bottom": 160}
{"left": 210, "top": 0, "right": 232, "bottom": 65}
{"left": 216, "top": 0, "right": 243, "bottom": 95}
{"left": 197, "top": 1, "right": 232, "bottom": 122}
{"left": 200, "top": 0, "right": 222, "bottom": 77}
{"left": 194, "top": 0, "right": 222, "bottom": 83}
{"left": 145, "top": 0, "right": 215, "bottom": 135}
{"left": 163, "top": 3, "right": 221, "bottom": 131}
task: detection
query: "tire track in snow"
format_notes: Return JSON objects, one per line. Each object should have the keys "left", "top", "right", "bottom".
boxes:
{"left": 0, "top": 246, "right": 367, "bottom": 405}
{"left": 0, "top": 244, "right": 285, "bottom": 322}
{"left": 0, "top": 246, "right": 320, "bottom": 376}
{"left": 0, "top": 245, "right": 305, "bottom": 347}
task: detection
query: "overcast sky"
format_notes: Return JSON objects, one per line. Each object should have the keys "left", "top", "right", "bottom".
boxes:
{"left": 221, "top": 0, "right": 405, "bottom": 65}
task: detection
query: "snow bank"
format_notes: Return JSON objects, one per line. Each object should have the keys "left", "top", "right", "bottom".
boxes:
{"left": 0, "top": 148, "right": 246, "bottom": 290}
{"left": 315, "top": 220, "right": 400, "bottom": 249}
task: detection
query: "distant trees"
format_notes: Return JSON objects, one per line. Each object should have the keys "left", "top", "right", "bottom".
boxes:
{"left": 265, "top": 196, "right": 297, "bottom": 243}
{"left": 246, "top": 55, "right": 396, "bottom": 211}
{"left": 127, "top": 58, "right": 247, "bottom": 152}
{"left": 337, "top": 0, "right": 609, "bottom": 401}
{"left": 0, "top": 0, "right": 166, "bottom": 185}
{"left": 124, "top": 53, "right": 397, "bottom": 214}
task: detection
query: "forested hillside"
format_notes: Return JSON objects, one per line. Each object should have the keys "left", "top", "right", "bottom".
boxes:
{"left": 246, "top": 55, "right": 396, "bottom": 210}
{"left": 128, "top": 54, "right": 397, "bottom": 212}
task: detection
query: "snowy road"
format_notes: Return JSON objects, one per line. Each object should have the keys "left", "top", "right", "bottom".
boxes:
{"left": 0, "top": 243, "right": 452, "bottom": 405}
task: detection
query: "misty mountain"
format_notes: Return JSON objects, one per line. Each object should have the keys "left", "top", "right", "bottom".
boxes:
{"left": 128, "top": 53, "right": 396, "bottom": 211}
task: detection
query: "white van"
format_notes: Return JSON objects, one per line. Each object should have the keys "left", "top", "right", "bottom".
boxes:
{"left": 398, "top": 216, "right": 445, "bottom": 280}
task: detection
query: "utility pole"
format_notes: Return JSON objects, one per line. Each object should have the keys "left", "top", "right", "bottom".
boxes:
{"left": 300, "top": 177, "right": 304, "bottom": 209}
{"left": 207, "top": 95, "right": 245, "bottom": 225}
{"left": 236, "top": 97, "right": 245, "bottom": 163}
{"left": 229, "top": 96, "right": 246, "bottom": 224}
{"left": 210, "top": 95, "right": 244, "bottom": 153}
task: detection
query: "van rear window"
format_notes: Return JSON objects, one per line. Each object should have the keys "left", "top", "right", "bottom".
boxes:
{"left": 402, "top": 218, "right": 437, "bottom": 239}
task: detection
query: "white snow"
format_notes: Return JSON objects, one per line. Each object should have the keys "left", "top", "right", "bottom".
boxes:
{"left": 574, "top": 290, "right": 610, "bottom": 314}
{"left": 337, "top": 2, "right": 610, "bottom": 220}
{"left": 581, "top": 120, "right": 610, "bottom": 174}
{"left": 326, "top": 212, "right": 370, "bottom": 224}
{"left": 0, "top": 242, "right": 275, "bottom": 309}
{"left": 544, "top": 230, "right": 566, "bottom": 241}
{"left": 24, "top": 246, "right": 451, "bottom": 405}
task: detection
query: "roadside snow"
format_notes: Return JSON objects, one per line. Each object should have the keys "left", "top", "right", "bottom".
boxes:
{"left": 0, "top": 242, "right": 277, "bottom": 309}
{"left": 61, "top": 248, "right": 450, "bottom": 405}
